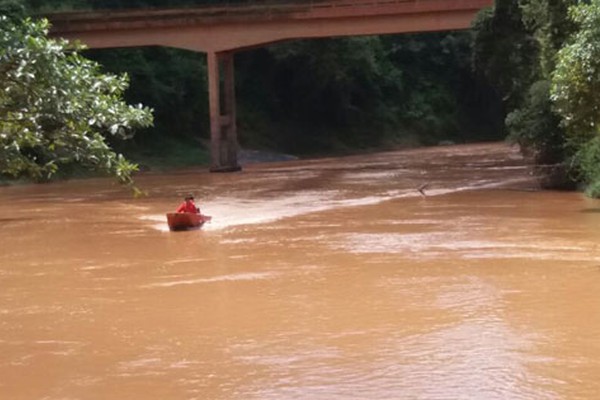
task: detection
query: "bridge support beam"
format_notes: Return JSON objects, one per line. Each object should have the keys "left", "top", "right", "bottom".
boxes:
{"left": 207, "top": 51, "right": 241, "bottom": 172}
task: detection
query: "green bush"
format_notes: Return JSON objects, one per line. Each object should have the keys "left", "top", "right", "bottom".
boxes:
{"left": 572, "top": 136, "right": 600, "bottom": 196}
{"left": 506, "top": 80, "right": 564, "bottom": 164}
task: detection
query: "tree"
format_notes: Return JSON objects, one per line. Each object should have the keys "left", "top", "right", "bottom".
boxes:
{"left": 520, "top": 0, "right": 577, "bottom": 77}
{"left": 0, "top": 16, "right": 153, "bottom": 185}
{"left": 506, "top": 80, "right": 564, "bottom": 163}
{"left": 471, "top": 0, "right": 539, "bottom": 111}
{"left": 551, "top": 0, "right": 600, "bottom": 196}
{"left": 471, "top": 0, "right": 575, "bottom": 167}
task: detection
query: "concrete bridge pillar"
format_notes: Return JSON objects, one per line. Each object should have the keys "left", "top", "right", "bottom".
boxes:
{"left": 207, "top": 51, "right": 241, "bottom": 172}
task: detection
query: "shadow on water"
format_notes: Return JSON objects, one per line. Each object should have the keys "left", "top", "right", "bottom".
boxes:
{"left": 0, "top": 217, "right": 34, "bottom": 223}
{"left": 580, "top": 208, "right": 600, "bottom": 213}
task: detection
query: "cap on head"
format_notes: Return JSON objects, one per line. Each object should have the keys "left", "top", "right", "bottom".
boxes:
{"left": 185, "top": 194, "right": 194, "bottom": 201}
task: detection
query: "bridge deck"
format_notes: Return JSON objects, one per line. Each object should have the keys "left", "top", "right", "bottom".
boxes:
{"left": 47, "top": 0, "right": 492, "bottom": 52}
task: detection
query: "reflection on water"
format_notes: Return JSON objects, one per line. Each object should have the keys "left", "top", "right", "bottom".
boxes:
{"left": 1, "top": 143, "right": 600, "bottom": 399}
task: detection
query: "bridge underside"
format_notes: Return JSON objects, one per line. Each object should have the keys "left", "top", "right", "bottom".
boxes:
{"left": 48, "top": 0, "right": 492, "bottom": 172}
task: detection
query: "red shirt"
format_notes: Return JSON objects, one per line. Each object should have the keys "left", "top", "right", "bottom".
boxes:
{"left": 176, "top": 200, "right": 199, "bottom": 214}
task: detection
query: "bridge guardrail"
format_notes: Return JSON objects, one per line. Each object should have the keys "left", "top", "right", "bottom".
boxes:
{"left": 45, "top": 0, "right": 420, "bottom": 20}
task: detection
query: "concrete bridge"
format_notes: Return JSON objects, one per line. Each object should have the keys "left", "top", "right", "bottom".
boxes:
{"left": 47, "top": 0, "right": 493, "bottom": 172}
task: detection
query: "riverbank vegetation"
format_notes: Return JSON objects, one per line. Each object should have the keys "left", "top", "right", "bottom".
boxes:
{"left": 472, "top": 0, "right": 600, "bottom": 196}
{"left": 3, "top": 0, "right": 600, "bottom": 196}
{"left": 85, "top": 28, "right": 503, "bottom": 159}
{"left": 0, "top": 2, "right": 152, "bottom": 187}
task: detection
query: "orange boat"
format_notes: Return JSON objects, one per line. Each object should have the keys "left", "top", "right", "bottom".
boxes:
{"left": 166, "top": 212, "right": 212, "bottom": 231}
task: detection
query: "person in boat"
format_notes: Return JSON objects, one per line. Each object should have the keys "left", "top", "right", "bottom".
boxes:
{"left": 176, "top": 195, "right": 200, "bottom": 214}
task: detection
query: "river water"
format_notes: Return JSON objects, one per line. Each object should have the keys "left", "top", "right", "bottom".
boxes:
{"left": 1, "top": 142, "right": 599, "bottom": 399}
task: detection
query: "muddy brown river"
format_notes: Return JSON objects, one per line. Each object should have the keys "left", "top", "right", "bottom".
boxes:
{"left": 1, "top": 142, "right": 600, "bottom": 399}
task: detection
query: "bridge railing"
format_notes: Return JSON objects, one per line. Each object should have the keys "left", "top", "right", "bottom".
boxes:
{"left": 183, "top": 0, "right": 416, "bottom": 7}
{"left": 44, "top": 0, "right": 419, "bottom": 18}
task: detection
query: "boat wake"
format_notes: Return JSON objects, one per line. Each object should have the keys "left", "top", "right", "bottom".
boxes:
{"left": 139, "top": 175, "right": 533, "bottom": 232}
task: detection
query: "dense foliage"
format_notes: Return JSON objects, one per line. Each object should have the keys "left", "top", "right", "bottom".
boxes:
{"left": 232, "top": 34, "right": 501, "bottom": 153}
{"left": 551, "top": 1, "right": 600, "bottom": 196}
{"left": 472, "top": 0, "right": 568, "bottom": 164}
{"left": 0, "top": 13, "right": 153, "bottom": 184}
{"left": 87, "top": 36, "right": 502, "bottom": 158}
{"left": 471, "top": 0, "right": 600, "bottom": 196}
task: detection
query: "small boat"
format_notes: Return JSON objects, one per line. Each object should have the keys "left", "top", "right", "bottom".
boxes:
{"left": 166, "top": 212, "right": 212, "bottom": 231}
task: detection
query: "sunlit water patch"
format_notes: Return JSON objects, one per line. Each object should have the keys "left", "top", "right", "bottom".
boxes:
{"left": 143, "top": 272, "right": 278, "bottom": 288}
{"left": 333, "top": 232, "right": 599, "bottom": 262}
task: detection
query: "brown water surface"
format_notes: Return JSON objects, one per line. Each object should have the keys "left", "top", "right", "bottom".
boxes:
{"left": 1, "top": 143, "right": 600, "bottom": 399}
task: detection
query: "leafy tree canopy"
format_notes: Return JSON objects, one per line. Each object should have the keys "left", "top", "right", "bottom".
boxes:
{"left": 471, "top": 0, "right": 575, "bottom": 166}
{"left": 471, "top": 0, "right": 538, "bottom": 110}
{"left": 551, "top": 0, "right": 600, "bottom": 195}
{"left": 0, "top": 16, "right": 153, "bottom": 185}
{"left": 551, "top": 0, "right": 600, "bottom": 143}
